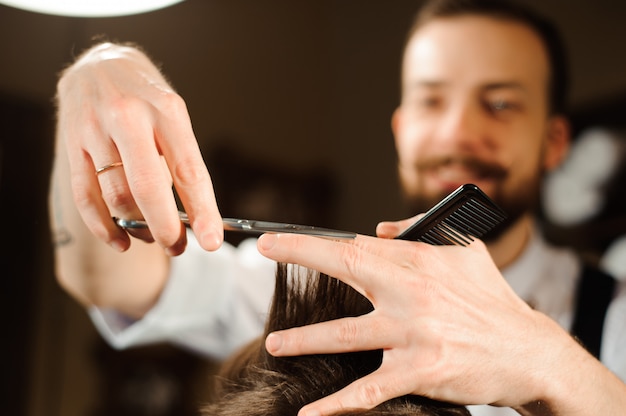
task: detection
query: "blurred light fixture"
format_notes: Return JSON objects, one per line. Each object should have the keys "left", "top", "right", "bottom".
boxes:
{"left": 0, "top": 0, "right": 185, "bottom": 17}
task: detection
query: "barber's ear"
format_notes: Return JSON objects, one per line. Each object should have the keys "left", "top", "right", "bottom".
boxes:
{"left": 543, "top": 115, "right": 570, "bottom": 171}
{"left": 391, "top": 107, "right": 403, "bottom": 140}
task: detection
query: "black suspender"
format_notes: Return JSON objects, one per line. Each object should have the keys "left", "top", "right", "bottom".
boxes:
{"left": 570, "top": 264, "right": 616, "bottom": 358}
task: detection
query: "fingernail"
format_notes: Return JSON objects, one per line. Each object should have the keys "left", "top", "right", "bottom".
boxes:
{"left": 258, "top": 233, "right": 277, "bottom": 251}
{"left": 266, "top": 333, "right": 282, "bottom": 353}
{"left": 111, "top": 239, "right": 126, "bottom": 252}
{"left": 202, "top": 228, "right": 223, "bottom": 250}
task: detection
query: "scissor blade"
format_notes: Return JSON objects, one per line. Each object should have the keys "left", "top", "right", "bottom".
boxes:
{"left": 222, "top": 218, "right": 356, "bottom": 239}
{"left": 114, "top": 212, "right": 356, "bottom": 240}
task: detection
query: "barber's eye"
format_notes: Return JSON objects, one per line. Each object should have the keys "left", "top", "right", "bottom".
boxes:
{"left": 417, "top": 96, "right": 441, "bottom": 109}
{"left": 491, "top": 100, "right": 509, "bottom": 111}
{"left": 425, "top": 97, "right": 439, "bottom": 105}
{"left": 405, "top": 95, "right": 442, "bottom": 114}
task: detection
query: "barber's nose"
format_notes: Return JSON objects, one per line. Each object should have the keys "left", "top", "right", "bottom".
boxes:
{"left": 436, "top": 102, "right": 487, "bottom": 151}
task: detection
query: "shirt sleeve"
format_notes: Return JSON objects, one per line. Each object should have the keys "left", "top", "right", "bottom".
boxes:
{"left": 88, "top": 231, "right": 276, "bottom": 360}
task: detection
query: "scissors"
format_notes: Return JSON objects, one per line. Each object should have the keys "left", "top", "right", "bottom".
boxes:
{"left": 114, "top": 211, "right": 357, "bottom": 240}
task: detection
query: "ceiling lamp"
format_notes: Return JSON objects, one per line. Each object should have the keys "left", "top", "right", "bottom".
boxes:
{"left": 0, "top": 0, "right": 185, "bottom": 17}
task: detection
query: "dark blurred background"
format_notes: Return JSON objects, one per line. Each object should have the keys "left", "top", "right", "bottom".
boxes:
{"left": 1, "top": 1, "right": 625, "bottom": 415}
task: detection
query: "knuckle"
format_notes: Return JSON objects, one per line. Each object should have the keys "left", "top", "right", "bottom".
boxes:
{"left": 173, "top": 158, "right": 209, "bottom": 188}
{"left": 127, "top": 170, "right": 163, "bottom": 201}
{"left": 404, "top": 241, "right": 432, "bottom": 265}
{"left": 355, "top": 381, "right": 385, "bottom": 408}
{"left": 338, "top": 244, "right": 364, "bottom": 278}
{"left": 336, "top": 318, "right": 360, "bottom": 347}
{"left": 157, "top": 91, "right": 188, "bottom": 117}
{"left": 108, "top": 96, "right": 144, "bottom": 126}
{"left": 100, "top": 182, "right": 135, "bottom": 212}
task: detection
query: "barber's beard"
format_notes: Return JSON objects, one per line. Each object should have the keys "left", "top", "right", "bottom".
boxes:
{"left": 474, "top": 179, "right": 541, "bottom": 242}
{"left": 400, "top": 158, "right": 542, "bottom": 243}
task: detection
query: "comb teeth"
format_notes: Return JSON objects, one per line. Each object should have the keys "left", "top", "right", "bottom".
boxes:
{"left": 419, "top": 198, "right": 507, "bottom": 246}
{"left": 396, "top": 184, "right": 507, "bottom": 246}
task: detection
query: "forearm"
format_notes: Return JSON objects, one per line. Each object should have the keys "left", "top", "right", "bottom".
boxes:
{"left": 514, "top": 312, "right": 626, "bottom": 416}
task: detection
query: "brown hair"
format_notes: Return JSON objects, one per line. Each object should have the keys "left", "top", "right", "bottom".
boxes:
{"left": 404, "top": 0, "right": 569, "bottom": 116}
{"left": 203, "top": 263, "right": 469, "bottom": 416}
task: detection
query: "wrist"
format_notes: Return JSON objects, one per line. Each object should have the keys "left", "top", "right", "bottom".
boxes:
{"left": 58, "top": 42, "right": 148, "bottom": 87}
{"left": 510, "top": 313, "right": 575, "bottom": 414}
{"left": 513, "top": 312, "right": 626, "bottom": 415}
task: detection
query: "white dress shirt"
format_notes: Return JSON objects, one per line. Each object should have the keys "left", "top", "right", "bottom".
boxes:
{"left": 90, "top": 232, "right": 276, "bottom": 360}
{"left": 89, "top": 227, "right": 626, "bottom": 414}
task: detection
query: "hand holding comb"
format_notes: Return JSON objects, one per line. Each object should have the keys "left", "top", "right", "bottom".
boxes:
{"left": 396, "top": 183, "right": 507, "bottom": 245}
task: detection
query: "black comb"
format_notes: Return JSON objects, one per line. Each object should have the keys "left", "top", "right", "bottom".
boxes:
{"left": 396, "top": 184, "right": 507, "bottom": 245}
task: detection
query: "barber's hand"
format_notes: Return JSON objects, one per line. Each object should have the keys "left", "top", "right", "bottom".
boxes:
{"left": 257, "top": 233, "right": 584, "bottom": 415}
{"left": 56, "top": 42, "right": 223, "bottom": 255}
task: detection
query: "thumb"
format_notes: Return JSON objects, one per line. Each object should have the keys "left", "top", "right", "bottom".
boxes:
{"left": 376, "top": 214, "right": 424, "bottom": 239}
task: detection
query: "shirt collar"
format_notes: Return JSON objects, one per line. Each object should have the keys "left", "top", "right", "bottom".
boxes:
{"left": 501, "top": 225, "right": 581, "bottom": 327}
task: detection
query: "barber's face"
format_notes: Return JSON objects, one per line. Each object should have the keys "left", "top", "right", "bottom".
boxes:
{"left": 393, "top": 16, "right": 567, "bottom": 222}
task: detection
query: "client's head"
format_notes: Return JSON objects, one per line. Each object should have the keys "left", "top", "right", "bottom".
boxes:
{"left": 203, "top": 263, "right": 470, "bottom": 416}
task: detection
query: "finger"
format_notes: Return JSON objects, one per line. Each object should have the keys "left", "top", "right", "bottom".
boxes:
{"left": 257, "top": 233, "right": 405, "bottom": 299}
{"left": 297, "top": 367, "right": 413, "bottom": 416}
{"left": 107, "top": 111, "right": 187, "bottom": 255}
{"left": 96, "top": 159, "right": 156, "bottom": 243}
{"left": 60, "top": 100, "right": 135, "bottom": 250}
{"left": 89, "top": 128, "right": 157, "bottom": 244}
{"left": 68, "top": 145, "right": 131, "bottom": 251}
{"left": 376, "top": 213, "right": 425, "bottom": 238}
{"left": 266, "top": 313, "right": 399, "bottom": 357}
{"left": 155, "top": 93, "right": 224, "bottom": 251}
{"left": 257, "top": 232, "right": 444, "bottom": 291}
{"left": 93, "top": 153, "right": 146, "bottom": 219}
